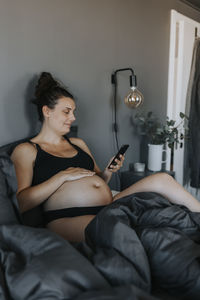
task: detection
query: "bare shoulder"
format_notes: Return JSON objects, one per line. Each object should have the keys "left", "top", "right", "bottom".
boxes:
{"left": 69, "top": 137, "right": 87, "bottom": 148}
{"left": 69, "top": 137, "right": 92, "bottom": 154}
{"left": 11, "top": 142, "right": 37, "bottom": 163}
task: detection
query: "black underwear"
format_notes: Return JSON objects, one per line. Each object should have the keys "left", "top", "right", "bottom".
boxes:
{"left": 44, "top": 205, "right": 106, "bottom": 224}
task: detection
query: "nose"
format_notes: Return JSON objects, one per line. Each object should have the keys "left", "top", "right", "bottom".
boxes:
{"left": 70, "top": 112, "right": 76, "bottom": 122}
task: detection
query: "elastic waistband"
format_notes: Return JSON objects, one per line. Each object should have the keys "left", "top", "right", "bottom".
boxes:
{"left": 44, "top": 205, "right": 106, "bottom": 224}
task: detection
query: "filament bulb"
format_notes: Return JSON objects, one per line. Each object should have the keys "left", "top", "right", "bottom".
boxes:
{"left": 124, "top": 87, "right": 144, "bottom": 108}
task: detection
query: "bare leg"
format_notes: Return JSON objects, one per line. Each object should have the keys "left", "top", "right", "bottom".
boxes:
{"left": 113, "top": 173, "right": 200, "bottom": 212}
{"left": 47, "top": 215, "right": 95, "bottom": 242}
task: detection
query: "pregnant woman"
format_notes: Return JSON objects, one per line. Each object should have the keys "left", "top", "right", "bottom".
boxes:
{"left": 11, "top": 72, "right": 200, "bottom": 242}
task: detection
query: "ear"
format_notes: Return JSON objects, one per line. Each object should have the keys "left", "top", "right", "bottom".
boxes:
{"left": 42, "top": 105, "right": 51, "bottom": 118}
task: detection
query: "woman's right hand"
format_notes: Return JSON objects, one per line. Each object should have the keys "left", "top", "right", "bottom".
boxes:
{"left": 60, "top": 167, "right": 95, "bottom": 182}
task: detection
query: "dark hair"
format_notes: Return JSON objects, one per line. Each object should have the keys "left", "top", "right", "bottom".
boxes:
{"left": 32, "top": 72, "right": 74, "bottom": 122}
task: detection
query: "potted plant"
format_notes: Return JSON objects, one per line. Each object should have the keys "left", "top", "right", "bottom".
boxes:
{"left": 133, "top": 111, "right": 188, "bottom": 171}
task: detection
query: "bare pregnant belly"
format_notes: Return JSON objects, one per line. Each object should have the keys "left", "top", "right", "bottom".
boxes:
{"left": 44, "top": 175, "right": 113, "bottom": 211}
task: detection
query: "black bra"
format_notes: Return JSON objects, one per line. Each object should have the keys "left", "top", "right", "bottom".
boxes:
{"left": 29, "top": 136, "right": 94, "bottom": 185}
{"left": 44, "top": 205, "right": 106, "bottom": 224}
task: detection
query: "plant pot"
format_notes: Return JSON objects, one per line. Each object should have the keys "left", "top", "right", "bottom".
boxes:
{"left": 147, "top": 144, "right": 167, "bottom": 171}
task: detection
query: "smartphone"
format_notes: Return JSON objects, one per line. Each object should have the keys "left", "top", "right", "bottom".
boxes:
{"left": 108, "top": 144, "right": 129, "bottom": 169}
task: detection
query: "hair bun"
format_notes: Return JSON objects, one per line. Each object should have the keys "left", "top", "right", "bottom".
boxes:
{"left": 34, "top": 72, "right": 59, "bottom": 99}
{"left": 32, "top": 72, "right": 74, "bottom": 122}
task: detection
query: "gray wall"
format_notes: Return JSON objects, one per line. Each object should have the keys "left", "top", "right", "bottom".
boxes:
{"left": 0, "top": 0, "right": 200, "bottom": 188}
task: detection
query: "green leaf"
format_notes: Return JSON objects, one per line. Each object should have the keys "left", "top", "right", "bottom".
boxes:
{"left": 168, "top": 120, "right": 175, "bottom": 126}
{"left": 179, "top": 112, "right": 189, "bottom": 120}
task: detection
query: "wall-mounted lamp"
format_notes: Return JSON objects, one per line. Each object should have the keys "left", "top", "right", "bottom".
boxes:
{"left": 111, "top": 68, "right": 144, "bottom": 108}
{"left": 111, "top": 67, "right": 144, "bottom": 149}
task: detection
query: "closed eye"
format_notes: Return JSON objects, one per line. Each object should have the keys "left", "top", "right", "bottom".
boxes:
{"left": 63, "top": 107, "right": 76, "bottom": 115}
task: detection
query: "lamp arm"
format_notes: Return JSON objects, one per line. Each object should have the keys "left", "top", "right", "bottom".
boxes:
{"left": 111, "top": 68, "right": 135, "bottom": 85}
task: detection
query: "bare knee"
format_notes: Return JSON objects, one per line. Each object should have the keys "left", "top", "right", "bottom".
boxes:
{"left": 150, "top": 172, "right": 174, "bottom": 189}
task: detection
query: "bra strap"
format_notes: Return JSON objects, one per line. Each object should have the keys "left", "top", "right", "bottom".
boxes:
{"left": 64, "top": 135, "right": 72, "bottom": 144}
{"left": 63, "top": 135, "right": 79, "bottom": 150}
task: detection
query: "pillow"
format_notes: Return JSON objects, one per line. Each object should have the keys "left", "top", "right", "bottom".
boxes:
{"left": 0, "top": 155, "right": 18, "bottom": 200}
{"left": 0, "top": 168, "right": 19, "bottom": 225}
{"left": 0, "top": 154, "right": 45, "bottom": 227}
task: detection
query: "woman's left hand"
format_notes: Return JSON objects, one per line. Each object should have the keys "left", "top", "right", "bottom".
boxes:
{"left": 106, "top": 154, "right": 125, "bottom": 173}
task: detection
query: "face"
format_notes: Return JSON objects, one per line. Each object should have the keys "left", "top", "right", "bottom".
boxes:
{"left": 43, "top": 97, "right": 76, "bottom": 134}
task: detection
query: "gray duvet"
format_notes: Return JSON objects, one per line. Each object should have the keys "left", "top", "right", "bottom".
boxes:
{"left": 0, "top": 192, "right": 200, "bottom": 300}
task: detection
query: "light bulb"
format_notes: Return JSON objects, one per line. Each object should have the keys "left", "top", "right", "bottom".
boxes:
{"left": 124, "top": 86, "right": 144, "bottom": 108}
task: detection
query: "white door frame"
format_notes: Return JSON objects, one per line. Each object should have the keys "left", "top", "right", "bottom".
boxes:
{"left": 166, "top": 10, "right": 200, "bottom": 184}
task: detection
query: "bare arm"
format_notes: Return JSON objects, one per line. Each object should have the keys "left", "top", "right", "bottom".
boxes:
{"left": 11, "top": 143, "right": 95, "bottom": 213}
{"left": 70, "top": 138, "right": 124, "bottom": 184}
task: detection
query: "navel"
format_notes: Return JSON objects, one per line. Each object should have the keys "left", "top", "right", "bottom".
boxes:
{"left": 93, "top": 181, "right": 101, "bottom": 188}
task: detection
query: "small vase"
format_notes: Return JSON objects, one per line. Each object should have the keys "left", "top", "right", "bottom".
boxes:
{"left": 147, "top": 144, "right": 167, "bottom": 171}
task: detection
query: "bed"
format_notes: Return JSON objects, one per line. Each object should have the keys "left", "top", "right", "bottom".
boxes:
{"left": 0, "top": 137, "right": 199, "bottom": 300}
